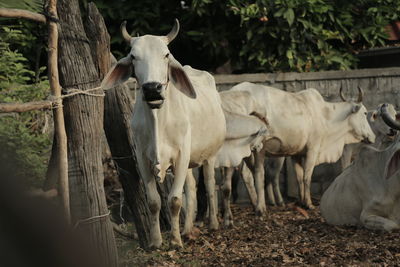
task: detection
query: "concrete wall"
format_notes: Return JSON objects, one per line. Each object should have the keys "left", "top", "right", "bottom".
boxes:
{"left": 214, "top": 67, "right": 400, "bottom": 200}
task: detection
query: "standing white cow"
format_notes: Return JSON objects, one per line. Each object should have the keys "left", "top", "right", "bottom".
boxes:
{"left": 214, "top": 90, "right": 268, "bottom": 227}
{"left": 321, "top": 104, "right": 400, "bottom": 231}
{"left": 228, "top": 82, "right": 375, "bottom": 211}
{"left": 101, "top": 20, "right": 226, "bottom": 248}
{"left": 341, "top": 103, "right": 399, "bottom": 169}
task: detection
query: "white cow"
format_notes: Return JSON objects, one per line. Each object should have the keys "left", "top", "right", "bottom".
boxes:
{"left": 341, "top": 103, "right": 399, "bottom": 169}
{"left": 214, "top": 90, "right": 268, "bottom": 227}
{"left": 101, "top": 20, "right": 226, "bottom": 248}
{"left": 227, "top": 82, "right": 375, "bottom": 212}
{"left": 321, "top": 105, "right": 400, "bottom": 231}
{"left": 263, "top": 104, "right": 398, "bottom": 208}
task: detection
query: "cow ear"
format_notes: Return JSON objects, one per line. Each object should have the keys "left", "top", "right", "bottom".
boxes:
{"left": 101, "top": 56, "right": 133, "bottom": 89}
{"left": 169, "top": 56, "right": 196, "bottom": 99}
{"left": 352, "top": 104, "right": 361, "bottom": 113}
{"left": 370, "top": 111, "right": 378, "bottom": 121}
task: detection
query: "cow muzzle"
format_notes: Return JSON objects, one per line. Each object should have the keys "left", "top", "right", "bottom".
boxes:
{"left": 142, "top": 82, "right": 165, "bottom": 109}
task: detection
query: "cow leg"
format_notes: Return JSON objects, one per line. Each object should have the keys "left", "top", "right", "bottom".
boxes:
{"left": 141, "top": 173, "right": 162, "bottom": 248}
{"left": 254, "top": 151, "right": 267, "bottom": 216}
{"left": 265, "top": 161, "right": 277, "bottom": 206}
{"left": 222, "top": 167, "right": 234, "bottom": 227}
{"left": 303, "top": 152, "right": 317, "bottom": 209}
{"left": 168, "top": 152, "right": 190, "bottom": 248}
{"left": 293, "top": 158, "right": 305, "bottom": 205}
{"left": 183, "top": 169, "right": 196, "bottom": 238}
{"left": 241, "top": 163, "right": 257, "bottom": 208}
{"left": 272, "top": 157, "right": 285, "bottom": 206}
{"left": 203, "top": 158, "right": 219, "bottom": 230}
{"left": 360, "top": 210, "right": 400, "bottom": 231}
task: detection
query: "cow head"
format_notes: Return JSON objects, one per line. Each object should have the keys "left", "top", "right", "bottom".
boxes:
{"left": 369, "top": 103, "right": 399, "bottom": 139}
{"left": 101, "top": 19, "right": 196, "bottom": 109}
{"left": 357, "top": 136, "right": 400, "bottom": 180}
{"left": 340, "top": 86, "right": 375, "bottom": 144}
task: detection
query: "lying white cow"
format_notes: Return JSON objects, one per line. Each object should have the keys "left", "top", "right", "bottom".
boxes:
{"left": 228, "top": 82, "right": 375, "bottom": 212}
{"left": 341, "top": 103, "right": 399, "bottom": 169}
{"left": 102, "top": 20, "right": 226, "bottom": 248}
{"left": 321, "top": 105, "right": 400, "bottom": 231}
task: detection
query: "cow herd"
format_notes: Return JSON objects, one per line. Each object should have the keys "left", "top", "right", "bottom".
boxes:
{"left": 101, "top": 20, "right": 400, "bottom": 248}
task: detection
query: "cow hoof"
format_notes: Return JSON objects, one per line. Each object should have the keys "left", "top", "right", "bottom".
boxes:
{"left": 305, "top": 203, "right": 315, "bottom": 210}
{"left": 148, "top": 241, "right": 162, "bottom": 250}
{"left": 224, "top": 220, "right": 234, "bottom": 228}
{"left": 255, "top": 207, "right": 267, "bottom": 216}
{"left": 209, "top": 220, "right": 219, "bottom": 231}
{"left": 183, "top": 227, "right": 201, "bottom": 241}
{"left": 277, "top": 201, "right": 285, "bottom": 207}
{"left": 170, "top": 238, "right": 183, "bottom": 249}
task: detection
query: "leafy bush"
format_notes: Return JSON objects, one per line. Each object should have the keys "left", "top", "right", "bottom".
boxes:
{"left": 90, "top": 0, "right": 400, "bottom": 73}
{"left": 0, "top": 26, "right": 51, "bottom": 186}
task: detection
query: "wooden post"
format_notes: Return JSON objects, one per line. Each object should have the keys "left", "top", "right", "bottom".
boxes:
{"left": 84, "top": 3, "right": 153, "bottom": 245}
{"left": 47, "top": 0, "right": 70, "bottom": 223}
{"left": 56, "top": 0, "right": 118, "bottom": 264}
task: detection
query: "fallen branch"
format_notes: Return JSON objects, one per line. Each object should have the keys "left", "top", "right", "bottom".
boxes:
{"left": 0, "top": 8, "right": 46, "bottom": 23}
{"left": 0, "top": 100, "right": 53, "bottom": 113}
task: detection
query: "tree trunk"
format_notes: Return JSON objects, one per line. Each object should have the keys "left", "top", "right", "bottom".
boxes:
{"left": 83, "top": 3, "right": 153, "bottom": 248}
{"left": 56, "top": 0, "right": 118, "bottom": 266}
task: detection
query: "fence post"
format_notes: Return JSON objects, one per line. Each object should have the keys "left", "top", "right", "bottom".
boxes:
{"left": 47, "top": 0, "right": 70, "bottom": 223}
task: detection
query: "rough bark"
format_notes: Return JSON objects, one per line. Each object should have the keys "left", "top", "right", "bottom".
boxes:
{"left": 56, "top": 0, "right": 118, "bottom": 265}
{"left": 83, "top": 3, "right": 152, "bottom": 248}
{"left": 102, "top": 82, "right": 152, "bottom": 248}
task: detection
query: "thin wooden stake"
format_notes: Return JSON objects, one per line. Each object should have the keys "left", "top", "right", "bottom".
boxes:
{"left": 0, "top": 8, "right": 46, "bottom": 23}
{"left": 47, "top": 0, "right": 70, "bottom": 223}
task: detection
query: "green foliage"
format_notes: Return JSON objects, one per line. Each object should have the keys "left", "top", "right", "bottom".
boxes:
{"left": 0, "top": 26, "right": 51, "bottom": 186}
{"left": 0, "top": 0, "right": 43, "bottom": 12}
{"left": 91, "top": 0, "right": 400, "bottom": 73}
{"left": 229, "top": 0, "right": 400, "bottom": 72}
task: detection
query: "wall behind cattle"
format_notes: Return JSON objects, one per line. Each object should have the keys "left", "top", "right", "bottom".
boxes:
{"left": 214, "top": 67, "right": 400, "bottom": 201}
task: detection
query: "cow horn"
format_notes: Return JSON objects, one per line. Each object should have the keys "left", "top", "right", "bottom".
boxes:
{"left": 357, "top": 86, "right": 364, "bottom": 103}
{"left": 121, "top": 21, "right": 132, "bottom": 43}
{"left": 339, "top": 86, "right": 347, "bottom": 102}
{"left": 165, "top": 19, "right": 180, "bottom": 44}
{"left": 381, "top": 103, "right": 400, "bottom": 130}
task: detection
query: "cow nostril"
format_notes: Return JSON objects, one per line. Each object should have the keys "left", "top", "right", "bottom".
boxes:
{"left": 143, "top": 82, "right": 162, "bottom": 91}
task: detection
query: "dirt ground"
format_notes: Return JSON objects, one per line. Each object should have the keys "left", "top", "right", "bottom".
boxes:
{"left": 116, "top": 203, "right": 400, "bottom": 266}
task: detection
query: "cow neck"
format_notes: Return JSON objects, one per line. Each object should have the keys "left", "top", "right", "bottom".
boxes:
{"left": 318, "top": 102, "right": 356, "bottom": 163}
{"left": 137, "top": 85, "right": 185, "bottom": 181}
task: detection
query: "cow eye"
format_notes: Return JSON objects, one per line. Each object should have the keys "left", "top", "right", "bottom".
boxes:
{"left": 130, "top": 54, "right": 136, "bottom": 60}
{"left": 364, "top": 112, "right": 367, "bottom": 115}
{"left": 165, "top": 53, "right": 170, "bottom": 58}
